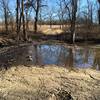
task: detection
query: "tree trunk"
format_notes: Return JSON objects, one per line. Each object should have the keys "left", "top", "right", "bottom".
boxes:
{"left": 34, "top": 16, "right": 38, "bottom": 32}
{"left": 22, "top": 0, "right": 27, "bottom": 41}
{"left": 16, "top": 0, "right": 19, "bottom": 40}
{"left": 26, "top": 11, "right": 29, "bottom": 30}
{"left": 98, "top": 0, "right": 100, "bottom": 24}
{"left": 2, "top": 0, "right": 8, "bottom": 34}
{"left": 98, "top": 10, "right": 100, "bottom": 24}
{"left": 70, "top": 0, "right": 77, "bottom": 43}
{"left": 70, "top": 19, "right": 76, "bottom": 43}
{"left": 34, "top": 0, "right": 39, "bottom": 33}
{"left": 50, "top": 19, "right": 52, "bottom": 28}
{"left": 4, "top": 9, "right": 8, "bottom": 33}
{"left": 34, "top": 45, "right": 38, "bottom": 65}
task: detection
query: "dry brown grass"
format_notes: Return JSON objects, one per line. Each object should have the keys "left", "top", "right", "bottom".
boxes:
{"left": 0, "top": 24, "right": 100, "bottom": 35}
{"left": 0, "top": 65, "right": 100, "bottom": 100}
{"left": 42, "top": 28, "right": 64, "bottom": 35}
{"left": 37, "top": 25, "right": 65, "bottom": 35}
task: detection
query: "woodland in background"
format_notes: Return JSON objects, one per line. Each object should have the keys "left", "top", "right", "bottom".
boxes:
{"left": 0, "top": 0, "right": 100, "bottom": 43}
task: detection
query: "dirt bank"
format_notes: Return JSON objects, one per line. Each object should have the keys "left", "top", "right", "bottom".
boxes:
{"left": 0, "top": 65, "right": 100, "bottom": 100}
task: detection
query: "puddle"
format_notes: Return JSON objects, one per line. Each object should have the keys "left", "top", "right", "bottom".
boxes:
{"left": 0, "top": 44, "right": 100, "bottom": 70}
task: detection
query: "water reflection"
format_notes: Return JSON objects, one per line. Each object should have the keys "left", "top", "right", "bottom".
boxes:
{"left": 29, "top": 45, "right": 69, "bottom": 66}
{"left": 1, "top": 44, "right": 99, "bottom": 70}
{"left": 93, "top": 48, "right": 100, "bottom": 70}
{"left": 28, "top": 44, "right": 100, "bottom": 70}
{"left": 74, "top": 48, "right": 94, "bottom": 68}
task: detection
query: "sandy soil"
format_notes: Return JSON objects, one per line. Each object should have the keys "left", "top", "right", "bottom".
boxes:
{"left": 0, "top": 65, "right": 100, "bottom": 100}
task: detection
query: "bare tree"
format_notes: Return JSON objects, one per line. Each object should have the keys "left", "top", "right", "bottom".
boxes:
{"left": 25, "top": 0, "right": 46, "bottom": 32}
{"left": 23, "top": 0, "right": 31, "bottom": 32}
{"left": 70, "top": 0, "right": 78, "bottom": 43}
{"left": 48, "top": 9, "right": 55, "bottom": 29}
{"left": 57, "top": 0, "right": 65, "bottom": 29}
{"left": 87, "top": 0, "right": 94, "bottom": 26}
{"left": 27, "top": 0, "right": 41, "bottom": 33}
{"left": 24, "top": 4, "right": 32, "bottom": 31}
{"left": 16, "top": 0, "right": 20, "bottom": 40}
{"left": 62, "top": 0, "right": 78, "bottom": 43}
{"left": 25, "top": 0, "right": 42, "bottom": 32}
{"left": 16, "top": 0, "right": 27, "bottom": 41}
{"left": 22, "top": 0, "right": 27, "bottom": 41}
{"left": 0, "top": 0, "right": 9, "bottom": 33}
{"left": 98, "top": 0, "right": 100, "bottom": 24}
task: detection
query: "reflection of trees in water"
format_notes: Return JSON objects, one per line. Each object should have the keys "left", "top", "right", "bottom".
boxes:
{"left": 34, "top": 45, "right": 45, "bottom": 65}
{"left": 32, "top": 45, "right": 75, "bottom": 67}
{"left": 81, "top": 47, "right": 92, "bottom": 64}
{"left": 38, "top": 45, "right": 44, "bottom": 65}
{"left": 83, "top": 48, "right": 89, "bottom": 63}
{"left": 74, "top": 48, "right": 87, "bottom": 64}
{"left": 65, "top": 47, "right": 75, "bottom": 68}
{"left": 57, "top": 46, "right": 69, "bottom": 66}
{"left": 34, "top": 45, "right": 38, "bottom": 65}
{"left": 33, "top": 45, "right": 69, "bottom": 65}
{"left": 74, "top": 47, "right": 94, "bottom": 68}
{"left": 39, "top": 45, "right": 68, "bottom": 65}
{"left": 69, "top": 48, "right": 73, "bottom": 67}
{"left": 29, "top": 45, "right": 42, "bottom": 65}
{"left": 36, "top": 45, "right": 59, "bottom": 65}
{"left": 29, "top": 44, "right": 100, "bottom": 69}
{"left": 93, "top": 49, "right": 100, "bottom": 70}
{"left": 75, "top": 49, "right": 83, "bottom": 64}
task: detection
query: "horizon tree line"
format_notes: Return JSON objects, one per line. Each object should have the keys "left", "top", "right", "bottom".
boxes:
{"left": 0, "top": 0, "right": 99, "bottom": 42}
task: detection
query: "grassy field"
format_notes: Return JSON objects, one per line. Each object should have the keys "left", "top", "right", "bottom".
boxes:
{"left": 0, "top": 65, "right": 100, "bottom": 100}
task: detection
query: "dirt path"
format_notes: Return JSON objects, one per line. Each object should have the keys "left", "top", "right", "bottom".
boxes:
{"left": 0, "top": 66, "right": 100, "bottom": 100}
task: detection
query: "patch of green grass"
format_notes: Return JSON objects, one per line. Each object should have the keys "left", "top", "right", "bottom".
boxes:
{"left": 31, "top": 35, "right": 40, "bottom": 40}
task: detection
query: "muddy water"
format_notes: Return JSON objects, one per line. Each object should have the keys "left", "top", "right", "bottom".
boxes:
{"left": 0, "top": 44, "right": 100, "bottom": 70}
